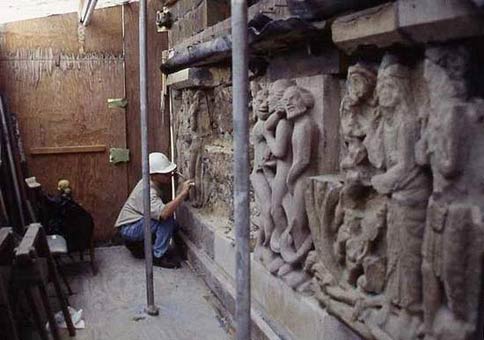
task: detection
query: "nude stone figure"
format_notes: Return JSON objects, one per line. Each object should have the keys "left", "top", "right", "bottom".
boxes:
{"left": 250, "top": 85, "right": 275, "bottom": 257}
{"left": 262, "top": 79, "right": 295, "bottom": 273}
{"left": 279, "top": 85, "right": 315, "bottom": 268}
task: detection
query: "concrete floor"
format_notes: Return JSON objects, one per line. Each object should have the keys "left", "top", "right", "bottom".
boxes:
{"left": 58, "top": 246, "right": 232, "bottom": 340}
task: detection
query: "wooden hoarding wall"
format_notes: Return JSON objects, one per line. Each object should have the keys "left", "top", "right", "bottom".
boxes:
{"left": 0, "top": 4, "right": 169, "bottom": 241}
{"left": 124, "top": 1, "right": 170, "bottom": 191}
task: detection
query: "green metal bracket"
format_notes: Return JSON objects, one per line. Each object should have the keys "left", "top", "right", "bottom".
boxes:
{"left": 109, "top": 148, "right": 130, "bottom": 164}
{"left": 107, "top": 98, "right": 128, "bottom": 109}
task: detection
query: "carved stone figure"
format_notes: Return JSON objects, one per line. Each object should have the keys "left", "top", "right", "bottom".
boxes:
{"left": 340, "top": 63, "right": 378, "bottom": 187}
{"left": 261, "top": 79, "right": 295, "bottom": 273}
{"left": 277, "top": 85, "right": 316, "bottom": 289}
{"left": 417, "top": 45, "right": 484, "bottom": 340}
{"left": 187, "top": 90, "right": 211, "bottom": 207}
{"left": 252, "top": 79, "right": 317, "bottom": 290}
{"left": 249, "top": 45, "right": 483, "bottom": 340}
{"left": 250, "top": 84, "right": 275, "bottom": 256}
{"left": 175, "top": 89, "right": 211, "bottom": 208}
{"left": 366, "top": 55, "right": 431, "bottom": 321}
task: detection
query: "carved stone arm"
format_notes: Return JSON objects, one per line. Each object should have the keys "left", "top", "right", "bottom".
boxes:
{"left": 437, "top": 105, "right": 464, "bottom": 178}
{"left": 287, "top": 121, "right": 313, "bottom": 192}
{"left": 415, "top": 130, "right": 429, "bottom": 166}
{"left": 265, "top": 119, "right": 291, "bottom": 159}
{"left": 372, "top": 118, "right": 418, "bottom": 194}
{"left": 287, "top": 157, "right": 310, "bottom": 191}
{"left": 264, "top": 111, "right": 282, "bottom": 131}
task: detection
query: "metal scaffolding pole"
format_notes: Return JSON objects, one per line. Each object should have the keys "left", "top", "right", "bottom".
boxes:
{"left": 140, "top": 0, "right": 159, "bottom": 316}
{"left": 80, "top": 0, "right": 98, "bottom": 26}
{"left": 231, "top": 0, "right": 251, "bottom": 339}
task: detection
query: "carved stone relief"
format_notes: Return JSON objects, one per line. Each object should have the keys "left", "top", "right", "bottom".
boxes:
{"left": 175, "top": 89, "right": 212, "bottom": 208}
{"left": 301, "top": 46, "right": 484, "bottom": 340}
{"left": 174, "top": 81, "right": 237, "bottom": 222}
{"left": 252, "top": 79, "right": 319, "bottom": 291}
{"left": 416, "top": 45, "right": 484, "bottom": 340}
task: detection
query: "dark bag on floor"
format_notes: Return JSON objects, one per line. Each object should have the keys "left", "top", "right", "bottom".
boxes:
{"left": 44, "top": 194, "right": 94, "bottom": 254}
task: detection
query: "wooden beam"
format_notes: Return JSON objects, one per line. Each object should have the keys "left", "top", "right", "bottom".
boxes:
{"left": 30, "top": 145, "right": 106, "bottom": 156}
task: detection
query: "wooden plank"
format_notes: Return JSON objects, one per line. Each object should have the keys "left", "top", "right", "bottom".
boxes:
{"left": 124, "top": 1, "right": 171, "bottom": 191}
{"left": 0, "top": 58, "right": 128, "bottom": 242}
{"left": 30, "top": 145, "right": 107, "bottom": 156}
{"left": 0, "top": 6, "right": 123, "bottom": 58}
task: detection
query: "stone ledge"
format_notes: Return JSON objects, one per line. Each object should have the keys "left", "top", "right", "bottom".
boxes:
{"left": 332, "top": 0, "right": 484, "bottom": 53}
{"left": 181, "top": 232, "right": 283, "bottom": 340}
{"left": 177, "top": 205, "right": 362, "bottom": 340}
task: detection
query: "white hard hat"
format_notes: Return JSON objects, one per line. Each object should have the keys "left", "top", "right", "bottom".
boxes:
{"left": 149, "top": 152, "right": 177, "bottom": 174}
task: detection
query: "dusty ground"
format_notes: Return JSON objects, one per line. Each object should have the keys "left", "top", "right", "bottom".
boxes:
{"left": 53, "top": 246, "right": 231, "bottom": 340}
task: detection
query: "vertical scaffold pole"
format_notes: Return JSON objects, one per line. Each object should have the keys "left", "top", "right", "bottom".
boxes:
{"left": 231, "top": 0, "right": 251, "bottom": 338}
{"left": 140, "top": 0, "right": 159, "bottom": 316}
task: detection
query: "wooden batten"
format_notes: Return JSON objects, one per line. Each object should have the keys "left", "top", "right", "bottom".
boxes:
{"left": 30, "top": 145, "right": 107, "bottom": 156}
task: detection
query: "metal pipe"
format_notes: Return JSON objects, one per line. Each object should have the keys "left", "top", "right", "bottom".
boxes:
{"left": 169, "top": 90, "right": 176, "bottom": 201}
{"left": 231, "top": 0, "right": 251, "bottom": 339}
{"left": 140, "top": 0, "right": 159, "bottom": 316}
{"left": 82, "top": 0, "right": 98, "bottom": 26}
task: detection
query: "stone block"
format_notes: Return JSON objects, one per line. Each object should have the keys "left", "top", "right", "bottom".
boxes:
{"left": 167, "top": 0, "right": 230, "bottom": 48}
{"left": 332, "top": 2, "right": 405, "bottom": 53}
{"left": 177, "top": 203, "right": 215, "bottom": 259}
{"left": 177, "top": 205, "right": 362, "bottom": 340}
{"left": 332, "top": 0, "right": 484, "bottom": 53}
{"left": 166, "top": 67, "right": 216, "bottom": 89}
{"left": 398, "top": 0, "right": 484, "bottom": 44}
{"left": 294, "top": 75, "right": 342, "bottom": 174}
{"left": 267, "top": 46, "right": 342, "bottom": 79}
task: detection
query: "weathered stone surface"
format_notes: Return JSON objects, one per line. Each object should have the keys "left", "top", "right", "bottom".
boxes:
{"left": 417, "top": 44, "right": 484, "bottom": 340}
{"left": 332, "top": 3, "right": 406, "bottom": 54}
{"left": 166, "top": 67, "right": 216, "bottom": 89}
{"left": 169, "top": 4, "right": 484, "bottom": 340}
{"left": 286, "top": 0, "right": 387, "bottom": 20}
{"left": 252, "top": 74, "right": 341, "bottom": 292}
{"left": 302, "top": 44, "right": 484, "bottom": 340}
{"left": 332, "top": 0, "right": 484, "bottom": 53}
{"left": 266, "top": 47, "right": 341, "bottom": 79}
{"left": 178, "top": 204, "right": 363, "bottom": 340}
{"left": 166, "top": 0, "right": 230, "bottom": 48}
{"left": 398, "top": 0, "right": 484, "bottom": 44}
{"left": 167, "top": 0, "right": 290, "bottom": 52}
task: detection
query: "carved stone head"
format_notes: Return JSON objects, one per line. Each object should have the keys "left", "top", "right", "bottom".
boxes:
{"left": 283, "top": 85, "right": 315, "bottom": 120}
{"left": 376, "top": 54, "right": 410, "bottom": 109}
{"left": 268, "top": 79, "right": 296, "bottom": 115}
{"left": 424, "top": 45, "right": 470, "bottom": 100}
{"left": 254, "top": 87, "right": 269, "bottom": 120}
{"left": 347, "top": 63, "right": 377, "bottom": 104}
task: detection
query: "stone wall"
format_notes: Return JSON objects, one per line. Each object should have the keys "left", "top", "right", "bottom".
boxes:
{"left": 165, "top": 0, "right": 230, "bottom": 48}
{"left": 165, "top": 0, "right": 484, "bottom": 339}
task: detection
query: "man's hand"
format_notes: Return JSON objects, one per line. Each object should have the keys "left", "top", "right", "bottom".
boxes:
{"left": 160, "top": 179, "right": 196, "bottom": 221}
{"left": 179, "top": 179, "right": 195, "bottom": 198}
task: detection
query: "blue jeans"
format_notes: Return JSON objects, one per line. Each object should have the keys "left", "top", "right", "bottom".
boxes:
{"left": 119, "top": 217, "right": 177, "bottom": 258}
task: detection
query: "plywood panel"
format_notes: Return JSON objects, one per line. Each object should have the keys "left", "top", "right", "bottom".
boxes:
{"left": 124, "top": 1, "right": 171, "bottom": 191}
{"left": 0, "top": 58, "right": 127, "bottom": 241}
{"left": 0, "top": 6, "right": 123, "bottom": 58}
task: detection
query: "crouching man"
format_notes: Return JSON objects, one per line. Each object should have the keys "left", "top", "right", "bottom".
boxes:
{"left": 115, "top": 152, "right": 194, "bottom": 268}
